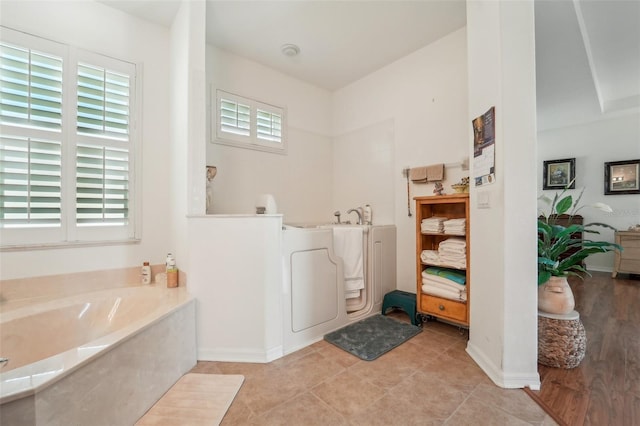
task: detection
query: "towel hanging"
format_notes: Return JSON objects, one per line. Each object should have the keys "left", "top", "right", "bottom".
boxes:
{"left": 410, "top": 163, "right": 444, "bottom": 183}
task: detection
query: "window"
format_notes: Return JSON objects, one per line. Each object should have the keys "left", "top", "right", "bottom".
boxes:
{"left": 0, "top": 28, "right": 139, "bottom": 247}
{"left": 214, "top": 89, "right": 286, "bottom": 154}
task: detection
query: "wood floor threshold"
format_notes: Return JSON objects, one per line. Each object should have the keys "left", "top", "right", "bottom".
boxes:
{"left": 523, "top": 387, "right": 568, "bottom": 426}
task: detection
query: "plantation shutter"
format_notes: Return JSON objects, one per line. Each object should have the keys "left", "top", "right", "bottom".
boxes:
{"left": 77, "top": 63, "right": 129, "bottom": 140}
{"left": 219, "top": 96, "right": 250, "bottom": 137}
{"left": 256, "top": 108, "right": 282, "bottom": 143}
{"left": 0, "top": 41, "right": 63, "bottom": 227}
{"left": 76, "top": 62, "right": 131, "bottom": 227}
{"left": 1, "top": 28, "right": 138, "bottom": 245}
{"left": 0, "top": 43, "right": 63, "bottom": 129}
{"left": 76, "top": 145, "right": 129, "bottom": 225}
{"left": 0, "top": 136, "right": 62, "bottom": 226}
{"left": 215, "top": 89, "right": 287, "bottom": 154}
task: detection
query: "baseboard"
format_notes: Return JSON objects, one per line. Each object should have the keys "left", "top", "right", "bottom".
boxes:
{"left": 198, "top": 345, "right": 283, "bottom": 363}
{"left": 466, "top": 341, "right": 541, "bottom": 390}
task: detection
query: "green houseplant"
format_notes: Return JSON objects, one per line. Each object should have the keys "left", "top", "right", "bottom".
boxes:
{"left": 537, "top": 185, "right": 621, "bottom": 314}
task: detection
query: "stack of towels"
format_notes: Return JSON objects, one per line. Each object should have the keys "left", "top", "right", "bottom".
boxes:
{"left": 443, "top": 218, "right": 466, "bottom": 235}
{"left": 421, "top": 216, "right": 447, "bottom": 233}
{"left": 420, "top": 237, "right": 467, "bottom": 269}
{"left": 438, "top": 237, "right": 467, "bottom": 269}
{"left": 421, "top": 267, "right": 467, "bottom": 302}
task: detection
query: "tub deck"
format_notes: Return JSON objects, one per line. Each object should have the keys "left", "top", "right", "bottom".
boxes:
{"left": 0, "top": 285, "right": 194, "bottom": 408}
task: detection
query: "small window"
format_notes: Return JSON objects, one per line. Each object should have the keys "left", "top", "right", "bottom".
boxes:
{"left": 214, "top": 89, "right": 286, "bottom": 154}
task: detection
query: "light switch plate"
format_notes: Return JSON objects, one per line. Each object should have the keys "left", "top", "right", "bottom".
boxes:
{"left": 478, "top": 192, "right": 490, "bottom": 209}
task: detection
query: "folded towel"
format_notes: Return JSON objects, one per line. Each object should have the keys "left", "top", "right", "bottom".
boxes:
{"left": 332, "top": 227, "right": 364, "bottom": 294}
{"left": 421, "top": 217, "right": 447, "bottom": 224}
{"left": 421, "top": 226, "right": 443, "bottom": 234}
{"left": 422, "top": 267, "right": 466, "bottom": 285}
{"left": 439, "top": 237, "right": 466, "bottom": 247}
{"left": 443, "top": 224, "right": 466, "bottom": 233}
{"left": 410, "top": 166, "right": 428, "bottom": 183}
{"left": 421, "top": 283, "right": 467, "bottom": 302}
{"left": 422, "top": 277, "right": 466, "bottom": 293}
{"left": 426, "top": 164, "right": 444, "bottom": 181}
{"left": 438, "top": 259, "right": 466, "bottom": 270}
{"left": 444, "top": 218, "right": 466, "bottom": 225}
{"left": 439, "top": 247, "right": 466, "bottom": 256}
{"left": 420, "top": 250, "right": 440, "bottom": 264}
{"left": 421, "top": 216, "right": 447, "bottom": 233}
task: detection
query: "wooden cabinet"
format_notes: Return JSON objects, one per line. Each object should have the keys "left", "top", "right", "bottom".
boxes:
{"left": 415, "top": 194, "right": 470, "bottom": 326}
{"left": 612, "top": 231, "right": 640, "bottom": 278}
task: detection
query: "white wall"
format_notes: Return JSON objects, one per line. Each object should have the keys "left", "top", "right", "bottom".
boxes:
{"left": 538, "top": 112, "right": 640, "bottom": 271}
{"left": 331, "top": 27, "right": 469, "bottom": 293}
{"left": 465, "top": 0, "right": 539, "bottom": 389}
{"left": 0, "top": 1, "right": 173, "bottom": 280}
{"left": 169, "top": 0, "right": 207, "bottom": 276}
{"left": 206, "top": 46, "right": 333, "bottom": 224}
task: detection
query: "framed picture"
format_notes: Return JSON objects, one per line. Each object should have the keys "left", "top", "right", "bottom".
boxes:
{"left": 543, "top": 158, "right": 575, "bottom": 190}
{"left": 604, "top": 159, "right": 640, "bottom": 195}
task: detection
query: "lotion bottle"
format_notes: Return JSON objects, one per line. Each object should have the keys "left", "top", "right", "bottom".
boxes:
{"left": 363, "top": 204, "right": 372, "bottom": 225}
{"left": 141, "top": 262, "right": 151, "bottom": 284}
{"left": 165, "top": 253, "right": 176, "bottom": 272}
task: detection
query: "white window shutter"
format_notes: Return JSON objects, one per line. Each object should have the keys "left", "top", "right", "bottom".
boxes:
{"left": 215, "top": 89, "right": 286, "bottom": 154}
{"left": 0, "top": 135, "right": 62, "bottom": 227}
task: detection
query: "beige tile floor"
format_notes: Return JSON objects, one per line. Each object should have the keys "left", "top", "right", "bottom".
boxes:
{"left": 191, "top": 311, "right": 557, "bottom": 425}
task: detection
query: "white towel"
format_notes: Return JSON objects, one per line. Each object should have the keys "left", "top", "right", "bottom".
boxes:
{"left": 420, "top": 250, "right": 440, "bottom": 265}
{"left": 438, "top": 258, "right": 466, "bottom": 269}
{"left": 439, "top": 237, "right": 466, "bottom": 247}
{"left": 444, "top": 218, "right": 466, "bottom": 225}
{"left": 421, "top": 275, "right": 466, "bottom": 291}
{"left": 421, "top": 283, "right": 467, "bottom": 302}
{"left": 439, "top": 246, "right": 466, "bottom": 255}
{"left": 422, "top": 279, "right": 466, "bottom": 295}
{"left": 332, "top": 227, "right": 365, "bottom": 294}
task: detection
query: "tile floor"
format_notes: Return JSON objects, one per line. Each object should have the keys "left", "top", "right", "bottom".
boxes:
{"left": 190, "top": 312, "right": 557, "bottom": 425}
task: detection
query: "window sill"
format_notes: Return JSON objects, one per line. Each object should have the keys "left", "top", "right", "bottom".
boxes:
{"left": 0, "top": 238, "right": 141, "bottom": 252}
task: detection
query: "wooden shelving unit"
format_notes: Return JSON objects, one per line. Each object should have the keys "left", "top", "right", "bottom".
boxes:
{"left": 415, "top": 194, "right": 470, "bottom": 326}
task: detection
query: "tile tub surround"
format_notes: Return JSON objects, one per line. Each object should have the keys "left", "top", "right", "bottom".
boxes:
{"left": 0, "top": 287, "right": 196, "bottom": 426}
{"left": 0, "top": 264, "right": 182, "bottom": 307}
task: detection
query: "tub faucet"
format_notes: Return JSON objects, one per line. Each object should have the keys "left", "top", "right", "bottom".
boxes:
{"left": 334, "top": 211, "right": 341, "bottom": 224}
{"left": 346, "top": 208, "right": 363, "bottom": 225}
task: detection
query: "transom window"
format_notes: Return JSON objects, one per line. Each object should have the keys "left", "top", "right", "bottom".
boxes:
{"left": 214, "top": 89, "right": 286, "bottom": 154}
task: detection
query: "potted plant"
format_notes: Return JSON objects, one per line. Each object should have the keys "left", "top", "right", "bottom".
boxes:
{"left": 537, "top": 185, "right": 622, "bottom": 314}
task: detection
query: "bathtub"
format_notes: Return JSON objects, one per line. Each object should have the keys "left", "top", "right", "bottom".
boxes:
{"left": 0, "top": 285, "right": 196, "bottom": 426}
{"left": 282, "top": 223, "right": 397, "bottom": 354}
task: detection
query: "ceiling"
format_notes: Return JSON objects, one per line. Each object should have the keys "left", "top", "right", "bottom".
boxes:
{"left": 99, "top": 0, "right": 640, "bottom": 130}
{"left": 535, "top": 0, "right": 640, "bottom": 130}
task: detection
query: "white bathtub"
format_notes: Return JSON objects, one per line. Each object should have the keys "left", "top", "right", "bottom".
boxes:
{"left": 282, "top": 224, "right": 397, "bottom": 354}
{"left": 0, "top": 285, "right": 196, "bottom": 426}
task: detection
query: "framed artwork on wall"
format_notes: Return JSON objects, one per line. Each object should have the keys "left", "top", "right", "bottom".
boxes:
{"left": 543, "top": 158, "right": 575, "bottom": 190}
{"left": 604, "top": 159, "right": 640, "bottom": 195}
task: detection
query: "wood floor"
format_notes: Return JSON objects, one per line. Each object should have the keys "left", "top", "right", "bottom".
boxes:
{"left": 525, "top": 272, "right": 640, "bottom": 426}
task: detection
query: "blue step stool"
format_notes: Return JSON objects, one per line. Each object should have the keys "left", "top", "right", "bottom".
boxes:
{"left": 382, "top": 290, "right": 421, "bottom": 326}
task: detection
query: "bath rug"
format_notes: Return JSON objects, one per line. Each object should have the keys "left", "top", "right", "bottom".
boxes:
{"left": 324, "top": 314, "right": 421, "bottom": 361}
{"left": 135, "top": 373, "right": 244, "bottom": 426}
